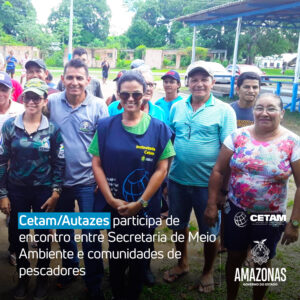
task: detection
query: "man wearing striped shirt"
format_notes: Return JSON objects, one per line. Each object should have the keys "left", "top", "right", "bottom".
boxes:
{"left": 163, "top": 62, "right": 237, "bottom": 293}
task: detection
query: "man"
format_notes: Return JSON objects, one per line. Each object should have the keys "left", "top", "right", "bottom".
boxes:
{"left": 5, "top": 50, "right": 17, "bottom": 79}
{"left": 48, "top": 59, "right": 108, "bottom": 300}
{"left": 101, "top": 57, "right": 109, "bottom": 84}
{"left": 17, "top": 59, "right": 59, "bottom": 103}
{"left": 0, "top": 71, "right": 24, "bottom": 268}
{"left": 57, "top": 48, "right": 103, "bottom": 98}
{"left": 0, "top": 54, "right": 23, "bottom": 103}
{"left": 0, "top": 71, "right": 24, "bottom": 130}
{"left": 163, "top": 62, "right": 237, "bottom": 293}
{"left": 231, "top": 72, "right": 261, "bottom": 128}
{"left": 155, "top": 70, "right": 183, "bottom": 126}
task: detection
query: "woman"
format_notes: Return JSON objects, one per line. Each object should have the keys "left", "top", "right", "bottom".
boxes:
{"left": 0, "top": 78, "right": 65, "bottom": 300}
{"left": 205, "top": 93, "right": 300, "bottom": 300}
{"left": 108, "top": 66, "right": 165, "bottom": 122}
{"left": 89, "top": 71, "right": 175, "bottom": 300}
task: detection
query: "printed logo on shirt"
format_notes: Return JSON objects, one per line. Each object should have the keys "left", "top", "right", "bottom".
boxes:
{"left": 251, "top": 239, "right": 270, "bottom": 265}
{"left": 79, "top": 120, "right": 94, "bottom": 133}
{"left": 136, "top": 145, "right": 156, "bottom": 156}
{"left": 234, "top": 211, "right": 247, "bottom": 228}
{"left": 58, "top": 144, "right": 65, "bottom": 159}
{"left": 39, "top": 137, "right": 50, "bottom": 152}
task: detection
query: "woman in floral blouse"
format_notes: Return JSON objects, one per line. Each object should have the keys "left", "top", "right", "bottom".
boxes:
{"left": 204, "top": 93, "right": 300, "bottom": 300}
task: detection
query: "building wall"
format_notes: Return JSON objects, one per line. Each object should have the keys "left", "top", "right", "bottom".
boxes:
{"left": 0, "top": 45, "right": 40, "bottom": 63}
{"left": 64, "top": 48, "right": 117, "bottom": 68}
{"left": 145, "top": 49, "right": 163, "bottom": 69}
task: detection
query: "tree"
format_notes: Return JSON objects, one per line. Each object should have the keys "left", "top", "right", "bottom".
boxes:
{"left": 48, "top": 0, "right": 111, "bottom": 46}
{"left": 0, "top": 0, "right": 37, "bottom": 36}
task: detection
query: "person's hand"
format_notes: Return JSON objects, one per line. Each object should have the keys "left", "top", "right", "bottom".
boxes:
{"left": 217, "top": 194, "right": 227, "bottom": 209}
{"left": 0, "top": 197, "right": 11, "bottom": 215}
{"left": 41, "top": 192, "right": 60, "bottom": 212}
{"left": 281, "top": 222, "right": 299, "bottom": 245}
{"left": 204, "top": 204, "right": 218, "bottom": 227}
{"left": 111, "top": 198, "right": 127, "bottom": 210}
{"left": 118, "top": 201, "right": 141, "bottom": 217}
{"left": 163, "top": 186, "right": 168, "bottom": 198}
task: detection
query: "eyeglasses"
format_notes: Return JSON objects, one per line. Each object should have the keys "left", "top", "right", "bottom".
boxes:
{"left": 146, "top": 82, "right": 157, "bottom": 88}
{"left": 119, "top": 92, "right": 143, "bottom": 101}
{"left": 23, "top": 95, "right": 44, "bottom": 104}
{"left": 254, "top": 106, "right": 280, "bottom": 113}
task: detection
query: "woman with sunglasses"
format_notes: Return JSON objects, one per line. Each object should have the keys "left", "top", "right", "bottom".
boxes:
{"left": 204, "top": 93, "right": 300, "bottom": 300}
{"left": 0, "top": 78, "right": 65, "bottom": 300}
{"left": 108, "top": 67, "right": 165, "bottom": 122}
{"left": 89, "top": 71, "right": 175, "bottom": 300}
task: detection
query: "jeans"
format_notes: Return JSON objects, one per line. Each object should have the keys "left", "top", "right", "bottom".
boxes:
{"left": 55, "top": 184, "right": 104, "bottom": 292}
{"left": 8, "top": 184, "right": 52, "bottom": 274}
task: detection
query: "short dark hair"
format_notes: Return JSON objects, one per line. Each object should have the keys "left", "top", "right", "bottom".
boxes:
{"left": 237, "top": 72, "right": 261, "bottom": 88}
{"left": 255, "top": 93, "right": 283, "bottom": 110}
{"left": 117, "top": 70, "right": 147, "bottom": 93}
{"left": 73, "top": 47, "right": 88, "bottom": 57}
{"left": 64, "top": 59, "right": 89, "bottom": 77}
{"left": 46, "top": 72, "right": 53, "bottom": 81}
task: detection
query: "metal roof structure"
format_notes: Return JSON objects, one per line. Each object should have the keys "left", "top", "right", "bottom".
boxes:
{"left": 175, "top": 0, "right": 300, "bottom": 29}
{"left": 175, "top": 0, "right": 300, "bottom": 112}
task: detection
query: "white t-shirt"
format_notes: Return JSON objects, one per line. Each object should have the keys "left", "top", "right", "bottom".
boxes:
{"left": 0, "top": 100, "right": 24, "bottom": 131}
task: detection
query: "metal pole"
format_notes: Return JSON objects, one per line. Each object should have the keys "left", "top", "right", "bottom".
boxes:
{"left": 68, "top": 0, "right": 73, "bottom": 61}
{"left": 191, "top": 25, "right": 196, "bottom": 63}
{"left": 291, "top": 32, "right": 300, "bottom": 112}
{"left": 230, "top": 17, "right": 242, "bottom": 98}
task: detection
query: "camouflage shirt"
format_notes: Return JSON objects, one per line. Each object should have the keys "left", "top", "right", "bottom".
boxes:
{"left": 0, "top": 114, "right": 65, "bottom": 198}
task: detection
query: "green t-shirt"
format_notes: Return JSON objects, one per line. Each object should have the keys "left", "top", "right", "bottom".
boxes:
{"left": 88, "top": 113, "right": 175, "bottom": 160}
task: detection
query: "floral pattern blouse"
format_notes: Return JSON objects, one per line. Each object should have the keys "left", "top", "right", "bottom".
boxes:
{"left": 224, "top": 126, "right": 300, "bottom": 213}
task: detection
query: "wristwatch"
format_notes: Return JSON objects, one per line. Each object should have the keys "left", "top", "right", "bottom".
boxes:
{"left": 138, "top": 197, "right": 148, "bottom": 208}
{"left": 290, "top": 219, "right": 300, "bottom": 228}
{"left": 53, "top": 187, "right": 62, "bottom": 195}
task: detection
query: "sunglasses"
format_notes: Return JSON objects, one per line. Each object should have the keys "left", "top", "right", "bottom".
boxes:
{"left": 119, "top": 92, "right": 143, "bottom": 101}
{"left": 23, "top": 95, "right": 44, "bottom": 104}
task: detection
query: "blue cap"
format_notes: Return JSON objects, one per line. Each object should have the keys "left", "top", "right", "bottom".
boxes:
{"left": 0, "top": 71, "right": 12, "bottom": 88}
{"left": 161, "top": 70, "right": 181, "bottom": 82}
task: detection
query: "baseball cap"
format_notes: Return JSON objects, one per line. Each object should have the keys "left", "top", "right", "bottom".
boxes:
{"left": 0, "top": 71, "right": 12, "bottom": 88}
{"left": 187, "top": 61, "right": 214, "bottom": 78}
{"left": 25, "top": 59, "right": 47, "bottom": 70}
{"left": 131, "top": 59, "right": 145, "bottom": 69}
{"left": 161, "top": 70, "right": 181, "bottom": 82}
{"left": 22, "top": 78, "right": 48, "bottom": 97}
{"left": 113, "top": 70, "right": 126, "bottom": 81}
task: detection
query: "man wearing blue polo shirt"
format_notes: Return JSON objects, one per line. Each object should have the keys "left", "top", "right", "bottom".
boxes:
{"left": 163, "top": 62, "right": 236, "bottom": 293}
{"left": 48, "top": 59, "right": 108, "bottom": 300}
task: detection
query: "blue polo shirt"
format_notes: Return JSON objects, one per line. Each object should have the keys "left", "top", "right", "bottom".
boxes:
{"left": 108, "top": 100, "right": 165, "bottom": 122}
{"left": 169, "top": 94, "right": 237, "bottom": 187}
{"left": 48, "top": 91, "right": 109, "bottom": 187}
{"left": 155, "top": 95, "right": 183, "bottom": 126}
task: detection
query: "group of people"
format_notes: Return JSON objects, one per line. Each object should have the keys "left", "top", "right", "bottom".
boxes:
{"left": 0, "top": 48, "right": 298, "bottom": 300}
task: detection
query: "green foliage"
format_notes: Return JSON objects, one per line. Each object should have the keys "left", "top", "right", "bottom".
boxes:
{"left": 134, "top": 45, "right": 146, "bottom": 59}
{"left": 116, "top": 59, "right": 131, "bottom": 68}
{"left": 45, "top": 49, "right": 64, "bottom": 67}
{"left": 0, "top": 0, "right": 37, "bottom": 36}
{"left": 48, "top": 0, "right": 111, "bottom": 46}
{"left": 163, "top": 58, "right": 173, "bottom": 66}
{"left": 88, "top": 39, "right": 105, "bottom": 48}
{"left": 185, "top": 47, "right": 208, "bottom": 60}
{"left": 0, "top": 24, "right": 23, "bottom": 45}
{"left": 180, "top": 55, "right": 191, "bottom": 67}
